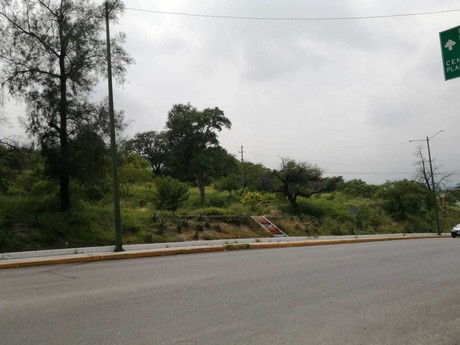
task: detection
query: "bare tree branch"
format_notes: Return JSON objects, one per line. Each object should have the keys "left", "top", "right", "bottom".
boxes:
{"left": 413, "top": 144, "right": 450, "bottom": 193}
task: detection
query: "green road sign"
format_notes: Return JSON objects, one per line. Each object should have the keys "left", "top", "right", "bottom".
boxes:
{"left": 440, "top": 25, "right": 460, "bottom": 81}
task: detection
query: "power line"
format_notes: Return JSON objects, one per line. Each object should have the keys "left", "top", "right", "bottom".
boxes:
{"left": 326, "top": 171, "right": 413, "bottom": 175}
{"left": 125, "top": 7, "right": 460, "bottom": 21}
{"left": 244, "top": 142, "right": 406, "bottom": 151}
{"left": 325, "top": 171, "right": 459, "bottom": 175}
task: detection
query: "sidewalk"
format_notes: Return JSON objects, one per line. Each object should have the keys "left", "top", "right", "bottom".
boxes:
{"left": 0, "top": 233, "right": 449, "bottom": 269}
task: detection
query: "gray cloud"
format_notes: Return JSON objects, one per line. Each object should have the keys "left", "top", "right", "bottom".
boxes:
{"left": 6, "top": 0, "right": 460, "bottom": 185}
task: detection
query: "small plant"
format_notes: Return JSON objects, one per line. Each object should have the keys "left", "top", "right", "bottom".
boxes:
{"left": 192, "top": 224, "right": 205, "bottom": 240}
{"left": 240, "top": 192, "right": 263, "bottom": 210}
{"left": 138, "top": 198, "right": 148, "bottom": 208}
{"left": 144, "top": 231, "right": 154, "bottom": 243}
{"left": 202, "top": 232, "right": 215, "bottom": 240}
{"left": 153, "top": 176, "right": 190, "bottom": 211}
{"left": 207, "top": 195, "right": 227, "bottom": 208}
{"left": 193, "top": 208, "right": 227, "bottom": 216}
{"left": 156, "top": 217, "right": 167, "bottom": 235}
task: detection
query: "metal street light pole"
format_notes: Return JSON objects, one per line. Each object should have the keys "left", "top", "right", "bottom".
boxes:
{"left": 409, "top": 130, "right": 444, "bottom": 236}
{"left": 105, "top": 0, "right": 123, "bottom": 252}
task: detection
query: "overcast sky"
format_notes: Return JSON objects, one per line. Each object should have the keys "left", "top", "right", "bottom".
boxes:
{"left": 3, "top": 1, "right": 460, "bottom": 185}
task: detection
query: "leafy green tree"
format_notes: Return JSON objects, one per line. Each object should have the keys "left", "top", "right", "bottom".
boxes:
{"left": 118, "top": 153, "right": 152, "bottom": 201}
{"left": 126, "top": 131, "right": 168, "bottom": 176}
{"left": 153, "top": 176, "right": 190, "bottom": 211}
{"left": 339, "top": 179, "right": 378, "bottom": 198}
{"left": 215, "top": 174, "right": 241, "bottom": 196}
{"left": 69, "top": 130, "right": 108, "bottom": 185}
{"left": 273, "top": 158, "right": 342, "bottom": 209}
{"left": 446, "top": 184, "right": 460, "bottom": 204}
{"left": 165, "top": 103, "right": 231, "bottom": 205}
{"left": 377, "top": 179, "right": 435, "bottom": 221}
{"left": 0, "top": 139, "right": 18, "bottom": 193}
{"left": 0, "top": 0, "right": 133, "bottom": 211}
{"left": 241, "top": 161, "right": 276, "bottom": 193}
{"left": 42, "top": 128, "right": 109, "bottom": 182}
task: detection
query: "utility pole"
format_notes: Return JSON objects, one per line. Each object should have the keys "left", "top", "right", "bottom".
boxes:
{"left": 239, "top": 145, "right": 246, "bottom": 190}
{"left": 105, "top": 0, "right": 123, "bottom": 252}
{"left": 409, "top": 130, "right": 444, "bottom": 236}
{"left": 426, "top": 136, "right": 441, "bottom": 236}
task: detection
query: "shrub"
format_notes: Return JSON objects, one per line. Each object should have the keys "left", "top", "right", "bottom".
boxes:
{"left": 214, "top": 174, "right": 241, "bottom": 195}
{"left": 153, "top": 176, "right": 190, "bottom": 211}
{"left": 191, "top": 207, "right": 227, "bottom": 216}
{"left": 320, "top": 216, "right": 352, "bottom": 236}
{"left": 240, "top": 192, "right": 263, "bottom": 209}
{"left": 377, "top": 180, "right": 434, "bottom": 221}
{"left": 207, "top": 194, "right": 227, "bottom": 208}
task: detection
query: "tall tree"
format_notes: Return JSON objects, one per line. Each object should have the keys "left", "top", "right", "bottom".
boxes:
{"left": 0, "top": 0, "right": 133, "bottom": 211}
{"left": 165, "top": 103, "right": 232, "bottom": 205}
{"left": 241, "top": 161, "right": 275, "bottom": 193}
{"left": 273, "top": 158, "right": 342, "bottom": 209}
{"left": 126, "top": 131, "right": 168, "bottom": 176}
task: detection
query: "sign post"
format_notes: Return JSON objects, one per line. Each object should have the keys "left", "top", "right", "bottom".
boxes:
{"left": 440, "top": 25, "right": 460, "bottom": 81}
{"left": 350, "top": 205, "right": 357, "bottom": 238}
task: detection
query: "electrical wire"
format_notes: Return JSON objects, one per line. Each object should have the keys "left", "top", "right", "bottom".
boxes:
{"left": 125, "top": 7, "right": 460, "bottom": 21}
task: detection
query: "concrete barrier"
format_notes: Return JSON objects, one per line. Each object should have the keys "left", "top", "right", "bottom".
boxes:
{"left": 0, "top": 233, "right": 449, "bottom": 269}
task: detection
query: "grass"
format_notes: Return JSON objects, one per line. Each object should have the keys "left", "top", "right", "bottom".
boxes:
{"left": 1, "top": 185, "right": 459, "bottom": 252}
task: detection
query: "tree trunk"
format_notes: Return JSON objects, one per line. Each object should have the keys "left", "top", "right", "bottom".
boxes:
{"left": 58, "top": 25, "right": 70, "bottom": 212}
{"left": 59, "top": 78, "right": 70, "bottom": 212}
{"left": 197, "top": 177, "right": 206, "bottom": 206}
{"left": 287, "top": 193, "right": 298, "bottom": 209}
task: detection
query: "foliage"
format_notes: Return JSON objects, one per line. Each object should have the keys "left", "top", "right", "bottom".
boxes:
{"left": 153, "top": 176, "right": 190, "bottom": 211}
{"left": 119, "top": 153, "right": 153, "bottom": 201}
{"left": 42, "top": 128, "right": 111, "bottom": 202}
{"left": 355, "top": 204, "right": 388, "bottom": 232}
{"left": 189, "top": 207, "right": 228, "bottom": 216}
{"left": 125, "top": 131, "right": 168, "bottom": 176}
{"left": 240, "top": 192, "right": 263, "bottom": 210}
{"left": 164, "top": 103, "right": 232, "bottom": 205}
{"left": 446, "top": 184, "right": 460, "bottom": 203}
{"left": 0, "top": 0, "right": 133, "bottom": 211}
{"left": 240, "top": 161, "right": 275, "bottom": 192}
{"left": 338, "top": 179, "right": 379, "bottom": 198}
{"left": 207, "top": 194, "right": 230, "bottom": 208}
{"left": 273, "top": 158, "right": 343, "bottom": 209}
{"left": 376, "top": 180, "right": 435, "bottom": 221}
{"left": 0, "top": 140, "right": 18, "bottom": 193}
{"left": 1, "top": 177, "right": 460, "bottom": 252}
{"left": 215, "top": 174, "right": 241, "bottom": 196}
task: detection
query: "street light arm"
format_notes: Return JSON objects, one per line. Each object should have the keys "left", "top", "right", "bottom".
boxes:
{"left": 429, "top": 129, "right": 445, "bottom": 140}
{"left": 409, "top": 129, "right": 445, "bottom": 143}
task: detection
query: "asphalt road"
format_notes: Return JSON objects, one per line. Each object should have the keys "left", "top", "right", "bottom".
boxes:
{"left": 1, "top": 238, "right": 460, "bottom": 345}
